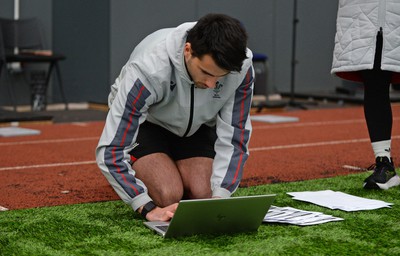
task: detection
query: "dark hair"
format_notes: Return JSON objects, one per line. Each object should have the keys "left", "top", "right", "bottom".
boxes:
{"left": 186, "top": 13, "right": 248, "bottom": 72}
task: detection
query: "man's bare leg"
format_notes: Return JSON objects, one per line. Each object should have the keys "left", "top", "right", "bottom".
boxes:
{"left": 176, "top": 157, "right": 213, "bottom": 199}
{"left": 133, "top": 153, "right": 184, "bottom": 207}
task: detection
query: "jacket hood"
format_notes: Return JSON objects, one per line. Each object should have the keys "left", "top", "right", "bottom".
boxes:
{"left": 166, "top": 22, "right": 196, "bottom": 84}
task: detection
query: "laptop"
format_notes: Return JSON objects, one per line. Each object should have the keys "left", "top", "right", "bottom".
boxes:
{"left": 144, "top": 194, "right": 275, "bottom": 238}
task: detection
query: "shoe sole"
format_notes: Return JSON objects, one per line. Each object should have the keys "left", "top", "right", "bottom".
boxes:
{"left": 363, "top": 175, "right": 400, "bottom": 190}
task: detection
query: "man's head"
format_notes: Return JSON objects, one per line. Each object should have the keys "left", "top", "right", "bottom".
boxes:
{"left": 184, "top": 13, "right": 248, "bottom": 89}
{"left": 186, "top": 13, "right": 248, "bottom": 73}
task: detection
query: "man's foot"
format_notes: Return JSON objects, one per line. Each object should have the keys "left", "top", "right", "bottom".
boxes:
{"left": 363, "top": 157, "right": 400, "bottom": 190}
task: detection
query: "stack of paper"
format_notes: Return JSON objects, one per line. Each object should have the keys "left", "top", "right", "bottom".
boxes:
{"left": 264, "top": 206, "right": 343, "bottom": 226}
{"left": 287, "top": 190, "right": 393, "bottom": 211}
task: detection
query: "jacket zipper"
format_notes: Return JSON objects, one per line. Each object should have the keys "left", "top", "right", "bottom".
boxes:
{"left": 183, "top": 83, "right": 194, "bottom": 137}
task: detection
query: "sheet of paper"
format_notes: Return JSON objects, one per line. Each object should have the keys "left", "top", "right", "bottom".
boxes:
{"left": 250, "top": 115, "right": 299, "bottom": 123}
{"left": 0, "top": 127, "right": 41, "bottom": 137}
{"left": 263, "top": 206, "right": 343, "bottom": 226}
{"left": 287, "top": 190, "right": 393, "bottom": 211}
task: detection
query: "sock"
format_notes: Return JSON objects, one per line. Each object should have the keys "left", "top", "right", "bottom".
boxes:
{"left": 371, "top": 140, "right": 391, "bottom": 160}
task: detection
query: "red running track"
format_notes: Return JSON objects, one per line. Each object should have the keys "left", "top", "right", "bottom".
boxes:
{"left": 1, "top": 105, "right": 399, "bottom": 210}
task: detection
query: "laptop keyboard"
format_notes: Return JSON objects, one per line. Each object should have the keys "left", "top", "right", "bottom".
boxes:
{"left": 156, "top": 225, "right": 169, "bottom": 232}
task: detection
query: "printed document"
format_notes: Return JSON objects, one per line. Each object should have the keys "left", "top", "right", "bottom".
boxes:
{"left": 287, "top": 190, "right": 393, "bottom": 211}
{"left": 264, "top": 206, "right": 343, "bottom": 226}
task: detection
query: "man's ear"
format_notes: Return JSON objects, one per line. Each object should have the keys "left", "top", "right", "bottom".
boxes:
{"left": 184, "top": 42, "right": 191, "bottom": 51}
{"left": 184, "top": 42, "right": 192, "bottom": 59}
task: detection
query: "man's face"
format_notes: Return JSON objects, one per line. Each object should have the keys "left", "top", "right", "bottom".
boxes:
{"left": 184, "top": 43, "right": 229, "bottom": 89}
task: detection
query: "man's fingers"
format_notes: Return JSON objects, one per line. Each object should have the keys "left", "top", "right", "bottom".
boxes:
{"left": 166, "top": 211, "right": 174, "bottom": 218}
{"left": 167, "top": 203, "right": 178, "bottom": 217}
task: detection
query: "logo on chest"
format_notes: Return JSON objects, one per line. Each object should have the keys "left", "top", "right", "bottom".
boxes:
{"left": 212, "top": 81, "right": 223, "bottom": 99}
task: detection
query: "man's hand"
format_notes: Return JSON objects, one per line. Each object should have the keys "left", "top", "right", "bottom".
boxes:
{"left": 145, "top": 203, "right": 178, "bottom": 222}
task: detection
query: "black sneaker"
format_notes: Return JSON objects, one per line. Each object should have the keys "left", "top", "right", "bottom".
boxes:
{"left": 363, "top": 157, "right": 400, "bottom": 190}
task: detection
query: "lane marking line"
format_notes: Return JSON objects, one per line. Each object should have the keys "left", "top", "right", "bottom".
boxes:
{"left": 0, "top": 137, "right": 98, "bottom": 146}
{"left": 0, "top": 160, "right": 97, "bottom": 171}
{"left": 253, "top": 117, "right": 400, "bottom": 130}
{"left": 342, "top": 165, "right": 366, "bottom": 171}
{"left": 72, "top": 122, "right": 91, "bottom": 127}
{"left": 2, "top": 117, "right": 399, "bottom": 146}
{"left": 2, "top": 135, "right": 400, "bottom": 171}
{"left": 249, "top": 135, "right": 400, "bottom": 152}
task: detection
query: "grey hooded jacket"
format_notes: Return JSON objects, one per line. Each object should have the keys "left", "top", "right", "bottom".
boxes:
{"left": 96, "top": 22, "right": 255, "bottom": 211}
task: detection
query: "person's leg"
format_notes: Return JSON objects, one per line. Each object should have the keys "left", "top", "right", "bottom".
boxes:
{"left": 361, "top": 69, "right": 400, "bottom": 189}
{"left": 133, "top": 153, "right": 184, "bottom": 207}
{"left": 129, "top": 122, "right": 184, "bottom": 207}
{"left": 130, "top": 121, "right": 216, "bottom": 203}
{"left": 176, "top": 157, "right": 213, "bottom": 199}
{"left": 362, "top": 68, "right": 392, "bottom": 157}
{"left": 362, "top": 28, "right": 393, "bottom": 159}
{"left": 172, "top": 124, "right": 217, "bottom": 199}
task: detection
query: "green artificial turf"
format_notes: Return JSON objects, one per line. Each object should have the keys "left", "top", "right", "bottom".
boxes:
{"left": 1, "top": 172, "right": 399, "bottom": 256}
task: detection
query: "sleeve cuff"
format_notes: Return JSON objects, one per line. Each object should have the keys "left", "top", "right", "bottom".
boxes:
{"left": 130, "top": 193, "right": 153, "bottom": 212}
{"left": 212, "top": 187, "right": 232, "bottom": 198}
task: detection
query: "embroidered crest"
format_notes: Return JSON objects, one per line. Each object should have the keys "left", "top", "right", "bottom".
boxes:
{"left": 213, "top": 81, "right": 223, "bottom": 98}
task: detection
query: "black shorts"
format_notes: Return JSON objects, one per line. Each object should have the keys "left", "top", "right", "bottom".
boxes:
{"left": 129, "top": 121, "right": 217, "bottom": 162}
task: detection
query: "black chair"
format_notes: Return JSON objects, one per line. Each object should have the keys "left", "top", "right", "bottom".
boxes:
{"left": 0, "top": 27, "right": 17, "bottom": 111}
{"left": 0, "top": 17, "right": 68, "bottom": 111}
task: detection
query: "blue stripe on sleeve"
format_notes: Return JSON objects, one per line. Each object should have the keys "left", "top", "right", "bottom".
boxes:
{"left": 104, "top": 79, "right": 151, "bottom": 197}
{"left": 223, "top": 67, "right": 254, "bottom": 192}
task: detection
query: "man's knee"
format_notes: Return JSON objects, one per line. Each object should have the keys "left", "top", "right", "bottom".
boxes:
{"left": 151, "top": 185, "right": 184, "bottom": 207}
{"left": 185, "top": 185, "right": 212, "bottom": 199}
